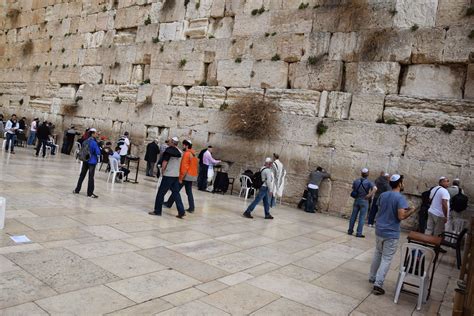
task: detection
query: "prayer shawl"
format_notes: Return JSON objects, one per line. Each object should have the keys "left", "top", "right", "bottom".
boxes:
{"left": 272, "top": 159, "right": 286, "bottom": 198}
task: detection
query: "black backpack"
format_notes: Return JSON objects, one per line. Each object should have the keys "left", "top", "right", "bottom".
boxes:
{"left": 451, "top": 189, "right": 468, "bottom": 213}
{"left": 252, "top": 168, "right": 267, "bottom": 189}
{"left": 78, "top": 139, "right": 91, "bottom": 162}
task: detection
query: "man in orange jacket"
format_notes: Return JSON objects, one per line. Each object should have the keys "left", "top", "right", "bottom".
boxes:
{"left": 165, "top": 139, "right": 198, "bottom": 213}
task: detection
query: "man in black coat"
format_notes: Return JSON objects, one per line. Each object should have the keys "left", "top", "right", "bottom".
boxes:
{"left": 144, "top": 139, "right": 160, "bottom": 177}
{"left": 35, "top": 121, "right": 51, "bottom": 157}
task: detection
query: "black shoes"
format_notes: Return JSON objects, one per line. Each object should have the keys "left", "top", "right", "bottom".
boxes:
{"left": 88, "top": 194, "right": 99, "bottom": 199}
{"left": 186, "top": 208, "right": 194, "bottom": 213}
{"left": 72, "top": 190, "right": 78, "bottom": 194}
{"left": 148, "top": 211, "right": 161, "bottom": 216}
{"left": 176, "top": 214, "right": 185, "bottom": 219}
{"left": 243, "top": 212, "right": 253, "bottom": 219}
{"left": 356, "top": 234, "right": 365, "bottom": 238}
{"left": 265, "top": 215, "right": 274, "bottom": 220}
{"left": 373, "top": 285, "right": 385, "bottom": 295}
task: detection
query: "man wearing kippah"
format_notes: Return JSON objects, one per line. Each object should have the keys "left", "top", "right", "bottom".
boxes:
{"left": 348, "top": 168, "right": 377, "bottom": 238}
{"left": 425, "top": 176, "right": 451, "bottom": 236}
{"left": 369, "top": 174, "right": 416, "bottom": 295}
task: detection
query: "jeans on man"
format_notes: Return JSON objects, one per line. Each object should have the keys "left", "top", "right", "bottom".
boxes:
{"left": 27, "top": 131, "right": 36, "bottom": 145}
{"left": 426, "top": 212, "right": 445, "bottom": 236}
{"left": 197, "top": 164, "right": 208, "bottom": 190}
{"left": 305, "top": 188, "right": 318, "bottom": 213}
{"left": 146, "top": 161, "right": 155, "bottom": 177}
{"left": 166, "top": 180, "right": 195, "bottom": 210}
{"left": 368, "top": 197, "right": 379, "bottom": 225}
{"left": 75, "top": 162, "right": 97, "bottom": 196}
{"left": 369, "top": 235, "right": 399, "bottom": 288}
{"left": 47, "top": 142, "right": 56, "bottom": 155}
{"left": 245, "top": 186, "right": 271, "bottom": 217}
{"left": 348, "top": 198, "right": 369, "bottom": 236}
{"left": 5, "top": 133, "right": 16, "bottom": 152}
{"left": 36, "top": 139, "right": 48, "bottom": 157}
{"left": 154, "top": 176, "right": 185, "bottom": 216}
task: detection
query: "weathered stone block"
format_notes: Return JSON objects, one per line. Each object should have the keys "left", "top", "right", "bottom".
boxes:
{"left": 411, "top": 28, "right": 445, "bottom": 64}
{"left": 208, "top": 17, "right": 234, "bottom": 39}
{"left": 270, "top": 9, "right": 313, "bottom": 34}
{"left": 251, "top": 34, "right": 305, "bottom": 63}
{"left": 345, "top": 62, "right": 400, "bottom": 94}
{"left": 443, "top": 26, "right": 473, "bottom": 63}
{"left": 216, "top": 59, "right": 253, "bottom": 87}
{"left": 79, "top": 66, "right": 102, "bottom": 84}
{"left": 289, "top": 59, "right": 343, "bottom": 91}
{"left": 326, "top": 92, "right": 352, "bottom": 120}
{"left": 159, "top": 21, "right": 187, "bottom": 42}
{"left": 185, "top": 18, "right": 209, "bottom": 39}
{"left": 186, "top": 86, "right": 205, "bottom": 107}
{"left": 159, "top": 1, "right": 186, "bottom": 22}
{"left": 400, "top": 64, "right": 465, "bottom": 99}
{"left": 233, "top": 12, "right": 270, "bottom": 37}
{"left": 186, "top": 0, "right": 213, "bottom": 19}
{"left": 394, "top": 0, "right": 438, "bottom": 28}
{"left": 137, "top": 84, "right": 153, "bottom": 103}
{"left": 169, "top": 86, "right": 187, "bottom": 106}
{"left": 226, "top": 88, "right": 264, "bottom": 106}
{"left": 465, "top": 64, "right": 474, "bottom": 100}
{"left": 151, "top": 84, "right": 172, "bottom": 106}
{"left": 250, "top": 60, "right": 288, "bottom": 89}
{"left": 318, "top": 91, "right": 329, "bottom": 117}
{"left": 349, "top": 93, "right": 385, "bottom": 123}
{"left": 56, "top": 86, "right": 76, "bottom": 100}
{"left": 203, "top": 86, "right": 227, "bottom": 109}
{"left": 136, "top": 24, "right": 159, "bottom": 43}
{"left": 265, "top": 89, "right": 320, "bottom": 117}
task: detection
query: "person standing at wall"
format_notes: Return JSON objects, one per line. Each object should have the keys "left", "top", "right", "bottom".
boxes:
{"left": 202, "top": 146, "right": 221, "bottom": 191}
{"left": 73, "top": 128, "right": 101, "bottom": 198}
{"left": 27, "top": 118, "right": 38, "bottom": 146}
{"left": 425, "top": 176, "right": 451, "bottom": 236}
{"left": 271, "top": 153, "right": 286, "bottom": 206}
{"left": 145, "top": 139, "right": 160, "bottom": 177}
{"left": 0, "top": 114, "right": 4, "bottom": 138}
{"left": 4, "top": 114, "right": 19, "bottom": 154}
{"left": 149, "top": 137, "right": 186, "bottom": 218}
{"left": 368, "top": 172, "right": 391, "bottom": 227}
{"left": 369, "top": 174, "right": 416, "bottom": 295}
{"left": 35, "top": 121, "right": 51, "bottom": 158}
{"left": 243, "top": 157, "right": 275, "bottom": 220}
{"left": 348, "top": 168, "right": 377, "bottom": 238}
{"left": 118, "top": 131, "right": 130, "bottom": 164}
{"left": 305, "top": 166, "right": 331, "bottom": 213}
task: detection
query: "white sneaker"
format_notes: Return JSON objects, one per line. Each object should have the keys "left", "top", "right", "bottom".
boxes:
{"left": 368, "top": 224, "right": 374, "bottom": 228}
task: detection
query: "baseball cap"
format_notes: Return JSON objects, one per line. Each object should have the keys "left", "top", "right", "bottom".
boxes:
{"left": 390, "top": 174, "right": 401, "bottom": 182}
{"left": 89, "top": 128, "right": 97, "bottom": 132}
{"left": 361, "top": 168, "right": 369, "bottom": 173}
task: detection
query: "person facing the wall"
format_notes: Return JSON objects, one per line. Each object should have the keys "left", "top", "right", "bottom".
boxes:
{"left": 118, "top": 131, "right": 130, "bottom": 164}
{"left": 368, "top": 171, "right": 391, "bottom": 227}
{"left": 145, "top": 139, "right": 160, "bottom": 177}
{"left": 348, "top": 168, "right": 377, "bottom": 238}
{"left": 305, "top": 166, "right": 331, "bottom": 213}
{"left": 27, "top": 118, "right": 39, "bottom": 146}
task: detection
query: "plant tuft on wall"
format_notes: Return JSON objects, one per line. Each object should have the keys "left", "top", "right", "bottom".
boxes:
{"left": 440, "top": 123, "right": 455, "bottom": 134}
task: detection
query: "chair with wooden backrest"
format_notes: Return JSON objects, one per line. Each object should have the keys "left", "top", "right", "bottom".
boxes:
{"left": 394, "top": 242, "right": 435, "bottom": 310}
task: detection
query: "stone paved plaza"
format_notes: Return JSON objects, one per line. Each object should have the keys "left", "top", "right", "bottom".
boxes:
{"left": 0, "top": 148, "right": 458, "bottom": 315}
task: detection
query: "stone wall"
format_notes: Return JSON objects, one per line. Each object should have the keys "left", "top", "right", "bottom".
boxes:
{"left": 1, "top": 0, "right": 473, "bottom": 224}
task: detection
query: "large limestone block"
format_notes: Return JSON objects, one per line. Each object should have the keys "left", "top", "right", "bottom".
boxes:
{"left": 436, "top": 0, "right": 472, "bottom": 26}
{"left": 226, "top": 88, "right": 264, "bottom": 105}
{"left": 151, "top": 84, "right": 172, "bottom": 106}
{"left": 349, "top": 93, "right": 385, "bottom": 122}
{"left": 326, "top": 92, "right": 352, "bottom": 120}
{"left": 216, "top": 59, "right": 253, "bottom": 87}
{"left": 185, "top": 18, "right": 209, "bottom": 39}
{"left": 345, "top": 62, "right": 400, "bottom": 95}
{"left": 169, "top": 86, "right": 187, "bottom": 106}
{"left": 270, "top": 9, "right": 313, "bottom": 34}
{"left": 250, "top": 60, "right": 288, "bottom": 89}
{"left": 233, "top": 12, "right": 270, "bottom": 37}
{"left": 465, "top": 64, "right": 474, "bottom": 100}
{"left": 303, "top": 32, "right": 331, "bottom": 61}
{"left": 393, "top": 0, "right": 438, "bottom": 28}
{"left": 328, "top": 181, "right": 356, "bottom": 215}
{"left": 160, "top": 0, "right": 186, "bottom": 22}
{"left": 186, "top": 86, "right": 205, "bottom": 107}
{"left": 210, "top": 0, "right": 226, "bottom": 17}
{"left": 137, "top": 84, "right": 153, "bottom": 103}
{"left": 443, "top": 26, "right": 473, "bottom": 63}
{"left": 251, "top": 34, "right": 305, "bottom": 62}
{"left": 384, "top": 95, "right": 474, "bottom": 130}
{"left": 136, "top": 24, "right": 160, "bottom": 43}
{"left": 265, "top": 89, "right": 320, "bottom": 117}
{"left": 208, "top": 17, "right": 234, "bottom": 39}
{"left": 203, "top": 86, "right": 227, "bottom": 109}
{"left": 277, "top": 114, "right": 320, "bottom": 144}
{"left": 159, "top": 21, "right": 187, "bottom": 42}
{"left": 411, "top": 28, "right": 445, "bottom": 63}
{"left": 186, "top": 0, "right": 213, "bottom": 19}
{"left": 84, "top": 31, "right": 106, "bottom": 49}
{"left": 405, "top": 127, "right": 473, "bottom": 165}
{"left": 289, "top": 59, "right": 343, "bottom": 91}
{"left": 319, "top": 120, "right": 407, "bottom": 156}
{"left": 400, "top": 64, "right": 465, "bottom": 99}
{"left": 56, "top": 86, "right": 76, "bottom": 100}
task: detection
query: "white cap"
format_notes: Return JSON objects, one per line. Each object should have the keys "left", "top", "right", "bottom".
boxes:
{"left": 89, "top": 128, "right": 97, "bottom": 132}
{"left": 186, "top": 139, "right": 192, "bottom": 145}
{"left": 171, "top": 136, "right": 179, "bottom": 142}
{"left": 390, "top": 174, "right": 401, "bottom": 182}
{"left": 454, "top": 178, "right": 460, "bottom": 181}
{"left": 439, "top": 176, "right": 447, "bottom": 181}
{"left": 361, "top": 168, "right": 369, "bottom": 173}
{"left": 384, "top": 173, "right": 390, "bottom": 177}
{"left": 265, "top": 157, "right": 272, "bottom": 163}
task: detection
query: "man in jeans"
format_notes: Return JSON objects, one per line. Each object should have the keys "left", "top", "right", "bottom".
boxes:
{"left": 368, "top": 172, "right": 391, "bottom": 227}
{"left": 4, "top": 114, "right": 19, "bottom": 154}
{"left": 149, "top": 137, "right": 186, "bottom": 218}
{"left": 73, "top": 128, "right": 101, "bottom": 198}
{"left": 243, "top": 157, "right": 274, "bottom": 220}
{"left": 369, "top": 174, "right": 416, "bottom": 295}
{"left": 348, "top": 168, "right": 377, "bottom": 238}
{"left": 27, "top": 118, "right": 38, "bottom": 146}
{"left": 305, "top": 166, "right": 331, "bottom": 213}
{"left": 425, "top": 176, "right": 451, "bottom": 236}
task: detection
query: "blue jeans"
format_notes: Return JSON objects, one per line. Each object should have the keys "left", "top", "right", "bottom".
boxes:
{"left": 305, "top": 188, "right": 318, "bottom": 213}
{"left": 245, "top": 186, "right": 271, "bottom": 216}
{"left": 166, "top": 180, "right": 195, "bottom": 210}
{"left": 5, "top": 133, "right": 16, "bottom": 152}
{"left": 348, "top": 198, "right": 369, "bottom": 236}
{"left": 154, "top": 176, "right": 185, "bottom": 216}
{"left": 27, "top": 131, "right": 36, "bottom": 145}
{"left": 369, "top": 236, "right": 399, "bottom": 288}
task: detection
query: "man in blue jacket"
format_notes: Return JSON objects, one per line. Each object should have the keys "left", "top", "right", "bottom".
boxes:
{"left": 73, "top": 128, "right": 101, "bottom": 198}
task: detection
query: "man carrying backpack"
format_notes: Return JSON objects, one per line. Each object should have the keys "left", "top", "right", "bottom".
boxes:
{"left": 164, "top": 140, "right": 198, "bottom": 213}
{"left": 448, "top": 179, "right": 468, "bottom": 221}
{"left": 243, "top": 157, "right": 274, "bottom": 220}
{"left": 348, "top": 168, "right": 377, "bottom": 238}
{"left": 73, "top": 128, "right": 101, "bottom": 198}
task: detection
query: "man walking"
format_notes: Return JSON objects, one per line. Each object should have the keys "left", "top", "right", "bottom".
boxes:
{"left": 73, "top": 128, "right": 101, "bottom": 198}
{"left": 144, "top": 139, "right": 160, "bottom": 177}
{"left": 368, "top": 172, "right": 391, "bottom": 227}
{"left": 369, "top": 174, "right": 416, "bottom": 295}
{"left": 243, "top": 157, "right": 274, "bottom": 220}
{"left": 27, "top": 118, "right": 38, "bottom": 146}
{"left": 348, "top": 168, "right": 377, "bottom": 238}
{"left": 35, "top": 121, "right": 51, "bottom": 157}
{"left": 425, "top": 176, "right": 451, "bottom": 236}
{"left": 4, "top": 114, "right": 19, "bottom": 153}
{"left": 305, "top": 166, "right": 331, "bottom": 213}
{"left": 149, "top": 137, "right": 186, "bottom": 218}
{"left": 165, "top": 139, "right": 198, "bottom": 213}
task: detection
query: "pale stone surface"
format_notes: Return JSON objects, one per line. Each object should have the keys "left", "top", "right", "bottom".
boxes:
{"left": 66, "top": 240, "right": 140, "bottom": 258}
{"left": 158, "top": 300, "right": 229, "bottom": 316}
{"left": 0, "top": 302, "right": 48, "bottom": 316}
{"left": 350, "top": 93, "right": 385, "bottom": 122}
{"left": 161, "top": 287, "right": 207, "bottom": 306}
{"left": 205, "top": 252, "right": 266, "bottom": 273}
{"left": 265, "top": 89, "right": 320, "bottom": 116}
{"left": 216, "top": 59, "right": 253, "bottom": 87}
{"left": 89, "top": 252, "right": 167, "bottom": 278}
{"left": 79, "top": 66, "right": 102, "bottom": 84}
{"left": 394, "top": 0, "right": 438, "bottom": 28}
{"left": 250, "top": 61, "right": 288, "bottom": 89}
{"left": 167, "top": 239, "right": 240, "bottom": 260}
{"left": 251, "top": 297, "right": 324, "bottom": 315}
{"left": 466, "top": 64, "right": 474, "bottom": 100}
{"left": 326, "top": 91, "right": 352, "bottom": 120}
{"left": 400, "top": 64, "right": 466, "bottom": 99}
{"left": 345, "top": 62, "right": 400, "bottom": 94}
{"left": 289, "top": 59, "right": 343, "bottom": 91}
{"left": 108, "top": 298, "right": 173, "bottom": 315}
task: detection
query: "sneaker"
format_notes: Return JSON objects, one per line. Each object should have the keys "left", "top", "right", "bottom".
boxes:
{"left": 148, "top": 211, "right": 161, "bottom": 216}
{"left": 72, "top": 190, "right": 79, "bottom": 194}
{"left": 373, "top": 285, "right": 385, "bottom": 295}
{"left": 242, "top": 212, "right": 253, "bottom": 219}
{"left": 176, "top": 214, "right": 185, "bottom": 219}
{"left": 356, "top": 234, "right": 365, "bottom": 238}
{"left": 88, "top": 194, "right": 99, "bottom": 199}
{"left": 368, "top": 224, "right": 374, "bottom": 228}
{"left": 186, "top": 208, "right": 194, "bottom": 213}
{"left": 347, "top": 231, "right": 353, "bottom": 236}
{"left": 264, "top": 215, "right": 274, "bottom": 220}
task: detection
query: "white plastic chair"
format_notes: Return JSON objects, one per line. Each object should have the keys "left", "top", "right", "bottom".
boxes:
{"left": 239, "top": 174, "right": 255, "bottom": 200}
{"left": 394, "top": 243, "right": 435, "bottom": 310}
{"left": 107, "top": 158, "right": 124, "bottom": 184}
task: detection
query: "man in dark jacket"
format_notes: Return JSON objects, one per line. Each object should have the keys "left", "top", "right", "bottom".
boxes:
{"left": 144, "top": 139, "right": 160, "bottom": 177}
{"left": 368, "top": 172, "right": 391, "bottom": 227}
{"left": 35, "top": 121, "right": 51, "bottom": 157}
{"left": 73, "top": 128, "right": 101, "bottom": 198}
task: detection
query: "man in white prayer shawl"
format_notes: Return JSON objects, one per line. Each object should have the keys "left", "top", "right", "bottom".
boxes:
{"left": 271, "top": 153, "right": 286, "bottom": 206}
